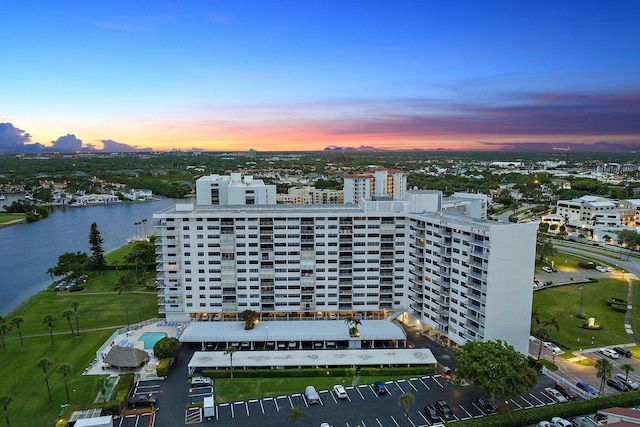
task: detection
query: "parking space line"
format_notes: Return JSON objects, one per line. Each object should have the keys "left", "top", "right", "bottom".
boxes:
{"left": 406, "top": 379, "right": 419, "bottom": 392}
{"left": 272, "top": 397, "right": 280, "bottom": 412}
{"left": 259, "top": 399, "right": 265, "bottom": 414}
{"left": 528, "top": 392, "right": 547, "bottom": 407}
{"left": 390, "top": 415, "right": 401, "bottom": 426}
{"left": 458, "top": 404, "right": 472, "bottom": 420}
{"left": 240, "top": 401, "right": 249, "bottom": 416}
{"left": 289, "top": 395, "right": 296, "bottom": 408}
{"left": 230, "top": 402, "right": 235, "bottom": 418}
{"left": 507, "top": 398, "right": 523, "bottom": 410}
{"left": 517, "top": 396, "right": 532, "bottom": 409}
{"left": 417, "top": 410, "right": 428, "bottom": 423}
{"left": 431, "top": 376, "right": 445, "bottom": 389}
{"left": 216, "top": 403, "right": 229, "bottom": 421}
{"left": 356, "top": 385, "right": 366, "bottom": 400}
{"left": 418, "top": 377, "right": 431, "bottom": 390}
{"left": 395, "top": 380, "right": 405, "bottom": 394}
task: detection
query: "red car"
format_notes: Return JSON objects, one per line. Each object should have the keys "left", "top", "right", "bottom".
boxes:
{"left": 555, "top": 383, "right": 578, "bottom": 400}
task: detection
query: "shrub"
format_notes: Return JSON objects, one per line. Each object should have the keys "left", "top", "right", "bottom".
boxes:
{"left": 153, "top": 337, "right": 181, "bottom": 358}
{"left": 156, "top": 358, "right": 173, "bottom": 377}
{"left": 102, "top": 400, "right": 123, "bottom": 415}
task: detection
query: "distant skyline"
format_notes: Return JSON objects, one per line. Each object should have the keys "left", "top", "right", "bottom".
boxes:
{"left": 1, "top": 1, "right": 639, "bottom": 153}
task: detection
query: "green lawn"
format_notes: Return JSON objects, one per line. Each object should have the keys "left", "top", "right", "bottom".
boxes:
{"left": 215, "top": 375, "right": 416, "bottom": 403}
{"left": 532, "top": 278, "right": 637, "bottom": 353}
{"left": 0, "top": 259, "right": 159, "bottom": 426}
{"left": 0, "top": 212, "right": 25, "bottom": 224}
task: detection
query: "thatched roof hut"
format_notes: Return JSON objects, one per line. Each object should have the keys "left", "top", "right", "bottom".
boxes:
{"left": 104, "top": 346, "right": 149, "bottom": 369}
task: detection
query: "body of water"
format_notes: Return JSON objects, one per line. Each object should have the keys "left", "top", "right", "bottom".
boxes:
{"left": 0, "top": 196, "right": 182, "bottom": 315}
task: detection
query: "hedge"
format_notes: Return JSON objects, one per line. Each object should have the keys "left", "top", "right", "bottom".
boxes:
{"left": 157, "top": 358, "right": 173, "bottom": 377}
{"left": 455, "top": 390, "right": 640, "bottom": 427}
{"left": 201, "top": 366, "right": 436, "bottom": 379}
{"left": 102, "top": 373, "right": 134, "bottom": 415}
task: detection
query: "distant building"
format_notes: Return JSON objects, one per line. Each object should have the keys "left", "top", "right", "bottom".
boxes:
{"left": 122, "top": 189, "right": 153, "bottom": 200}
{"left": 276, "top": 186, "right": 343, "bottom": 204}
{"left": 72, "top": 194, "right": 119, "bottom": 205}
{"left": 195, "top": 173, "right": 276, "bottom": 205}
{"left": 555, "top": 195, "right": 620, "bottom": 226}
{"left": 343, "top": 167, "right": 407, "bottom": 204}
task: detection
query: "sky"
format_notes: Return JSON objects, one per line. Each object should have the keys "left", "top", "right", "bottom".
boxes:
{"left": 1, "top": 1, "right": 639, "bottom": 153}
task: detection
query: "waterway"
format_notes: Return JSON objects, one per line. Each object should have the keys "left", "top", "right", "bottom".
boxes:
{"left": 0, "top": 196, "right": 182, "bottom": 315}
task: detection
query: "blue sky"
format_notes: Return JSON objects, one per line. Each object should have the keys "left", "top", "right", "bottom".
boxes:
{"left": 1, "top": 1, "right": 639, "bottom": 152}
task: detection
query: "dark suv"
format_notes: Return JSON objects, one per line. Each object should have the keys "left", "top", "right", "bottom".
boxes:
{"left": 435, "top": 399, "right": 454, "bottom": 421}
{"left": 128, "top": 393, "right": 157, "bottom": 408}
{"left": 613, "top": 346, "right": 632, "bottom": 358}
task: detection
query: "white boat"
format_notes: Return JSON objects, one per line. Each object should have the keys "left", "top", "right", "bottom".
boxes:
{"left": 0, "top": 195, "right": 5, "bottom": 201}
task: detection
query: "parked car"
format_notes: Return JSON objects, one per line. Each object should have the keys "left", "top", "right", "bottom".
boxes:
{"left": 595, "top": 265, "right": 607, "bottom": 272}
{"left": 607, "top": 378, "right": 628, "bottom": 392}
{"left": 600, "top": 348, "right": 619, "bottom": 359}
{"left": 544, "top": 280, "right": 553, "bottom": 286}
{"left": 542, "top": 266, "right": 554, "bottom": 273}
{"left": 305, "top": 385, "right": 320, "bottom": 403}
{"left": 373, "top": 382, "right": 386, "bottom": 395}
{"left": 606, "top": 266, "right": 613, "bottom": 272}
{"left": 537, "top": 422, "right": 557, "bottom": 427}
{"left": 551, "top": 417, "right": 573, "bottom": 427}
{"left": 554, "top": 383, "right": 578, "bottom": 400}
{"left": 544, "top": 387, "right": 568, "bottom": 403}
{"left": 333, "top": 384, "right": 348, "bottom": 399}
{"left": 128, "top": 393, "right": 157, "bottom": 408}
{"left": 544, "top": 341, "right": 562, "bottom": 353}
{"left": 613, "top": 346, "right": 632, "bottom": 357}
{"left": 435, "top": 399, "right": 454, "bottom": 421}
{"left": 476, "top": 397, "right": 496, "bottom": 414}
{"left": 615, "top": 373, "right": 639, "bottom": 390}
{"left": 189, "top": 376, "right": 213, "bottom": 388}
{"left": 576, "top": 381, "right": 598, "bottom": 395}
{"left": 423, "top": 404, "right": 440, "bottom": 421}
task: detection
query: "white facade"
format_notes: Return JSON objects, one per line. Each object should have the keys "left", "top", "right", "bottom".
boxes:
{"left": 556, "top": 195, "right": 620, "bottom": 226}
{"left": 276, "top": 186, "right": 343, "bottom": 204}
{"left": 154, "top": 176, "right": 536, "bottom": 354}
{"left": 196, "top": 173, "right": 276, "bottom": 206}
{"left": 343, "top": 167, "right": 407, "bottom": 204}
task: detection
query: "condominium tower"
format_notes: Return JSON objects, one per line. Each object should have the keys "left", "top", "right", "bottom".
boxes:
{"left": 154, "top": 173, "right": 536, "bottom": 353}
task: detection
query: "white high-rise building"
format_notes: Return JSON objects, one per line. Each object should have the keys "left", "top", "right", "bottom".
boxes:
{"left": 196, "top": 172, "right": 276, "bottom": 205}
{"left": 343, "top": 167, "right": 408, "bottom": 204}
{"left": 154, "top": 173, "right": 536, "bottom": 354}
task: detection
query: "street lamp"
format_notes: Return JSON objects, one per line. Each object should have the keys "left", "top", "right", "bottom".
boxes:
{"left": 578, "top": 338, "right": 582, "bottom": 364}
{"left": 577, "top": 285, "right": 585, "bottom": 318}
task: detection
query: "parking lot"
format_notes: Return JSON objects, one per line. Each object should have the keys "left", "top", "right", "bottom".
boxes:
{"left": 198, "top": 373, "right": 558, "bottom": 427}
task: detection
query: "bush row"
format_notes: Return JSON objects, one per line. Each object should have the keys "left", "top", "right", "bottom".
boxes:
{"left": 102, "top": 373, "right": 134, "bottom": 415}
{"left": 156, "top": 358, "right": 173, "bottom": 377}
{"left": 200, "top": 366, "right": 436, "bottom": 379}
{"left": 455, "top": 390, "right": 640, "bottom": 427}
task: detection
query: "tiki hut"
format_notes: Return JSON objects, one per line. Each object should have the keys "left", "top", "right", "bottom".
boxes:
{"left": 104, "top": 345, "right": 149, "bottom": 369}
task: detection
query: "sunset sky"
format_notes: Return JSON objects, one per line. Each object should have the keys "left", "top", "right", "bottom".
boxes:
{"left": 1, "top": 1, "right": 639, "bottom": 152}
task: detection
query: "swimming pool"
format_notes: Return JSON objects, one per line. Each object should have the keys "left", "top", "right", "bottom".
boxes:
{"left": 138, "top": 332, "right": 168, "bottom": 350}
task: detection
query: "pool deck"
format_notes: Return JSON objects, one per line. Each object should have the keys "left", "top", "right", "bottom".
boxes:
{"left": 83, "top": 321, "right": 183, "bottom": 377}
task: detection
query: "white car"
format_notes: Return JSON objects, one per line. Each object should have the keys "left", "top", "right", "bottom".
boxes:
{"left": 543, "top": 342, "right": 562, "bottom": 353}
{"left": 541, "top": 266, "right": 554, "bottom": 273}
{"left": 595, "top": 265, "right": 607, "bottom": 272}
{"left": 551, "top": 417, "right": 573, "bottom": 427}
{"left": 544, "top": 387, "right": 568, "bottom": 403}
{"left": 333, "top": 384, "right": 348, "bottom": 399}
{"left": 606, "top": 266, "right": 613, "bottom": 272}
{"left": 601, "top": 348, "right": 619, "bottom": 359}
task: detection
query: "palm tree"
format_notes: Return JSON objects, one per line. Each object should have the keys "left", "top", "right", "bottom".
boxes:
{"left": 344, "top": 316, "right": 362, "bottom": 337}
{"left": 0, "top": 320, "right": 11, "bottom": 352}
{"left": 286, "top": 405, "right": 306, "bottom": 426}
{"left": 10, "top": 317, "right": 24, "bottom": 351}
{"left": 603, "top": 234, "right": 611, "bottom": 253}
{"left": 42, "top": 315, "right": 56, "bottom": 349}
{"left": 398, "top": 392, "right": 415, "bottom": 420}
{"left": 239, "top": 309, "right": 258, "bottom": 330}
{"left": 530, "top": 308, "right": 541, "bottom": 329}
{"left": 114, "top": 274, "right": 134, "bottom": 326}
{"left": 95, "top": 376, "right": 109, "bottom": 402}
{"left": 533, "top": 327, "right": 551, "bottom": 365}
{"left": 542, "top": 317, "right": 560, "bottom": 335}
{"left": 596, "top": 358, "right": 613, "bottom": 395}
{"left": 56, "top": 363, "right": 74, "bottom": 403}
{"left": 621, "top": 363, "right": 635, "bottom": 383}
{"left": 224, "top": 346, "right": 237, "bottom": 379}
{"left": 70, "top": 301, "right": 80, "bottom": 337}
{"left": 36, "top": 358, "right": 54, "bottom": 404}
{"left": 0, "top": 395, "right": 13, "bottom": 427}
{"left": 142, "top": 218, "right": 148, "bottom": 237}
{"left": 46, "top": 267, "right": 57, "bottom": 287}
{"left": 62, "top": 310, "right": 75, "bottom": 336}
